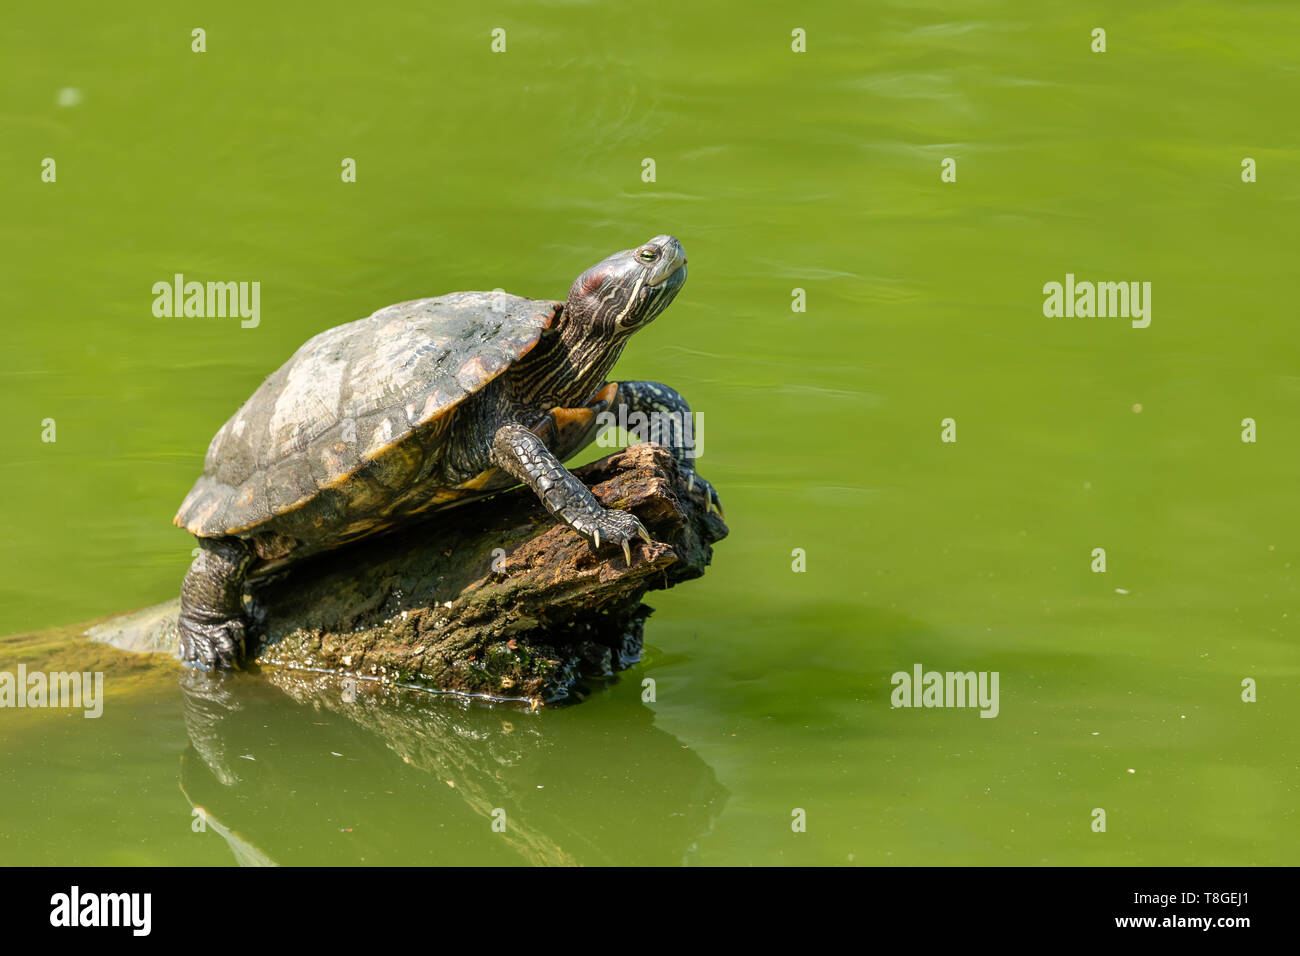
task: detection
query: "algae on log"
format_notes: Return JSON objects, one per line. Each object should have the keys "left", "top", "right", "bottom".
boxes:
{"left": 90, "top": 444, "right": 727, "bottom": 706}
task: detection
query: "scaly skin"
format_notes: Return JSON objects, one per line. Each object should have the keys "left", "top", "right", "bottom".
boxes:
{"left": 491, "top": 423, "right": 651, "bottom": 564}
{"left": 179, "top": 537, "right": 255, "bottom": 669}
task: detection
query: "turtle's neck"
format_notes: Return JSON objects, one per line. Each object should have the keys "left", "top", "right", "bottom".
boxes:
{"left": 511, "top": 305, "right": 631, "bottom": 410}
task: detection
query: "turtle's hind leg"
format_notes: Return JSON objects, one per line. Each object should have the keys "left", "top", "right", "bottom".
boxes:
{"left": 178, "top": 536, "right": 256, "bottom": 669}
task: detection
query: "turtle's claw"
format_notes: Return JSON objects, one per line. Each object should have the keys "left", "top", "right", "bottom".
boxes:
{"left": 683, "top": 469, "right": 724, "bottom": 521}
{"left": 577, "top": 508, "right": 651, "bottom": 567}
{"left": 178, "top": 615, "right": 248, "bottom": 670}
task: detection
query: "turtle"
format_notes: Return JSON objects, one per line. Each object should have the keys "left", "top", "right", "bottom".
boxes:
{"left": 174, "top": 234, "right": 720, "bottom": 668}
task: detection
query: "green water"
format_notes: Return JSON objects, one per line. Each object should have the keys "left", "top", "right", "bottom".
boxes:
{"left": 2, "top": 0, "right": 1298, "bottom": 865}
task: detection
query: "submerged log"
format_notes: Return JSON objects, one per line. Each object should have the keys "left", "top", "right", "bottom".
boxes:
{"left": 89, "top": 444, "right": 727, "bottom": 706}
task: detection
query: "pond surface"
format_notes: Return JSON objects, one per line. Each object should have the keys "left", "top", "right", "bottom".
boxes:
{"left": 1, "top": 0, "right": 1297, "bottom": 864}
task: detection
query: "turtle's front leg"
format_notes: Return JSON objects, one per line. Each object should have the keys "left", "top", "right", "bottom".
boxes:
{"left": 491, "top": 423, "right": 651, "bottom": 565}
{"left": 614, "top": 380, "right": 723, "bottom": 517}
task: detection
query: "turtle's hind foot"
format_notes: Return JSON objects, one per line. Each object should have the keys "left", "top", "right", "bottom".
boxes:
{"left": 178, "top": 614, "right": 248, "bottom": 669}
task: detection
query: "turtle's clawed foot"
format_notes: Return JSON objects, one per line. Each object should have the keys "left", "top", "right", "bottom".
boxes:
{"left": 577, "top": 508, "right": 653, "bottom": 567}
{"left": 684, "top": 469, "right": 724, "bottom": 519}
{"left": 178, "top": 615, "right": 247, "bottom": 670}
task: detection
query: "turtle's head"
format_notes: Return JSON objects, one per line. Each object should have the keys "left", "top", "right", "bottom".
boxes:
{"left": 565, "top": 235, "right": 687, "bottom": 336}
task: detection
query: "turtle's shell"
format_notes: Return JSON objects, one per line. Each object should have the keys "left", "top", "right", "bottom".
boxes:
{"left": 175, "top": 291, "right": 560, "bottom": 543}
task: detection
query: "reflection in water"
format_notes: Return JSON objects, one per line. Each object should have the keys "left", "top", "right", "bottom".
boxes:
{"left": 178, "top": 668, "right": 727, "bottom": 866}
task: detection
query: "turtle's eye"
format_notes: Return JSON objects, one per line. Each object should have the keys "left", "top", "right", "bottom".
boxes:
{"left": 637, "top": 248, "right": 658, "bottom": 263}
